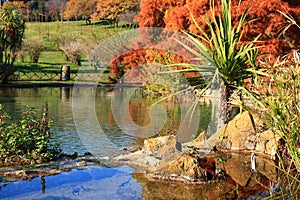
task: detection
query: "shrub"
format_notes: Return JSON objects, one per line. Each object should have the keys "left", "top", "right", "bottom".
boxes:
{"left": 251, "top": 52, "right": 300, "bottom": 198}
{"left": 23, "top": 37, "right": 45, "bottom": 63}
{"left": 0, "top": 104, "right": 61, "bottom": 166}
{"left": 53, "top": 35, "right": 83, "bottom": 66}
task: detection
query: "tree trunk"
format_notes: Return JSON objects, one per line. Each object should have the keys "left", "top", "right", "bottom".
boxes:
{"left": 219, "top": 84, "right": 232, "bottom": 127}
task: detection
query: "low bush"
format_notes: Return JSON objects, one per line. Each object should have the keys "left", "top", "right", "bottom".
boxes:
{"left": 253, "top": 52, "right": 300, "bottom": 198}
{"left": 53, "top": 35, "right": 83, "bottom": 66}
{"left": 23, "top": 37, "right": 45, "bottom": 63}
{"left": 0, "top": 104, "right": 61, "bottom": 166}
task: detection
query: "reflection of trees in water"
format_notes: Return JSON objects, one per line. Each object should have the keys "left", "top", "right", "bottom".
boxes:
{"left": 107, "top": 88, "right": 213, "bottom": 140}
{"left": 0, "top": 86, "right": 74, "bottom": 130}
{"left": 0, "top": 87, "right": 214, "bottom": 151}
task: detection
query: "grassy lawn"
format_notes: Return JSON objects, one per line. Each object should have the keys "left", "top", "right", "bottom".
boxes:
{"left": 16, "top": 20, "right": 136, "bottom": 72}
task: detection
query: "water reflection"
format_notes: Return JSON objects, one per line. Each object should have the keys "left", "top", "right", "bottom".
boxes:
{"left": 0, "top": 86, "right": 214, "bottom": 155}
{"left": 0, "top": 152, "right": 278, "bottom": 199}
{"left": 134, "top": 153, "right": 278, "bottom": 200}
{"left": 0, "top": 166, "right": 143, "bottom": 200}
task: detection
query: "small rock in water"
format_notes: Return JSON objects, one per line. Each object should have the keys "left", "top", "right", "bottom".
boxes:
{"left": 123, "top": 145, "right": 142, "bottom": 152}
{"left": 76, "top": 161, "right": 87, "bottom": 167}
{"left": 100, "top": 156, "right": 110, "bottom": 160}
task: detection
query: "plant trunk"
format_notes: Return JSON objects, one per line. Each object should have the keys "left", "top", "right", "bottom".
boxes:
{"left": 219, "top": 84, "right": 232, "bottom": 127}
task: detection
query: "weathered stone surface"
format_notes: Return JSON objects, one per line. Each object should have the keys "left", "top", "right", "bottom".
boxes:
{"left": 256, "top": 130, "right": 280, "bottom": 157}
{"left": 113, "top": 150, "right": 160, "bottom": 172}
{"left": 114, "top": 135, "right": 182, "bottom": 171}
{"left": 123, "top": 145, "right": 142, "bottom": 153}
{"left": 215, "top": 138, "right": 232, "bottom": 149}
{"left": 155, "top": 152, "right": 208, "bottom": 181}
{"left": 191, "top": 131, "right": 206, "bottom": 147}
{"left": 245, "top": 134, "right": 258, "bottom": 150}
{"left": 144, "top": 135, "right": 182, "bottom": 161}
{"left": 251, "top": 113, "right": 265, "bottom": 131}
{"left": 217, "top": 111, "right": 256, "bottom": 150}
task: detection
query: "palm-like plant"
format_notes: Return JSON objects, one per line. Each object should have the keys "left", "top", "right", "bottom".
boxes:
{"left": 0, "top": 7, "right": 25, "bottom": 66}
{"left": 177, "top": 0, "right": 260, "bottom": 124}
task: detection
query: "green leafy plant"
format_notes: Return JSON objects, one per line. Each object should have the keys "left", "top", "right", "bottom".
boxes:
{"left": 0, "top": 6, "right": 25, "bottom": 66}
{"left": 174, "top": 0, "right": 260, "bottom": 124}
{"left": 0, "top": 104, "right": 61, "bottom": 166}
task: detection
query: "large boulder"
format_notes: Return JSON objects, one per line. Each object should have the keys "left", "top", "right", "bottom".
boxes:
{"left": 155, "top": 150, "right": 211, "bottom": 181}
{"left": 217, "top": 111, "right": 256, "bottom": 150}
{"left": 216, "top": 111, "right": 282, "bottom": 157}
{"left": 113, "top": 135, "right": 182, "bottom": 171}
{"left": 255, "top": 130, "right": 280, "bottom": 157}
{"left": 144, "top": 135, "right": 182, "bottom": 165}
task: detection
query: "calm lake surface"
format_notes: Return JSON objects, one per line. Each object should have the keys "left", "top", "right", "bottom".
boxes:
{"left": 0, "top": 86, "right": 214, "bottom": 155}
{"left": 0, "top": 86, "right": 215, "bottom": 199}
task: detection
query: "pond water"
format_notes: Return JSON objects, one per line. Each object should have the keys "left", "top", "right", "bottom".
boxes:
{"left": 0, "top": 166, "right": 143, "bottom": 200}
{"left": 0, "top": 86, "right": 214, "bottom": 155}
{"left": 0, "top": 86, "right": 219, "bottom": 199}
{"left": 0, "top": 86, "right": 276, "bottom": 199}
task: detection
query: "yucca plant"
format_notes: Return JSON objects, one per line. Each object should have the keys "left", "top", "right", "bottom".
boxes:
{"left": 175, "top": 0, "right": 260, "bottom": 124}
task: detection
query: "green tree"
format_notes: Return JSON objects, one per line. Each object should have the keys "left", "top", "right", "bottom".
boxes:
{"left": 95, "top": 0, "right": 139, "bottom": 27}
{"left": 0, "top": 2, "right": 25, "bottom": 66}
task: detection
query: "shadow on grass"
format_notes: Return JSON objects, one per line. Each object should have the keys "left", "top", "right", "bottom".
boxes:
{"left": 80, "top": 20, "right": 111, "bottom": 26}
{"left": 104, "top": 23, "right": 138, "bottom": 29}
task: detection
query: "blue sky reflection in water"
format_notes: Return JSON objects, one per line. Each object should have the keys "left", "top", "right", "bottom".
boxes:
{"left": 0, "top": 86, "right": 214, "bottom": 199}
{"left": 0, "top": 166, "right": 143, "bottom": 200}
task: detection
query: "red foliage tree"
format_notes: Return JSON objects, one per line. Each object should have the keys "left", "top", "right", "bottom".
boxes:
{"left": 135, "top": 0, "right": 300, "bottom": 60}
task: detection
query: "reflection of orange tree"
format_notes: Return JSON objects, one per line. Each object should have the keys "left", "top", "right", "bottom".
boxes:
{"left": 135, "top": 0, "right": 300, "bottom": 62}
{"left": 127, "top": 95, "right": 181, "bottom": 136}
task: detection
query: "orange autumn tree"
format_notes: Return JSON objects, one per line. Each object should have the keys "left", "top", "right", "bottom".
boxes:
{"left": 94, "top": 0, "right": 139, "bottom": 27}
{"left": 64, "top": 0, "right": 97, "bottom": 23}
{"left": 135, "top": 0, "right": 300, "bottom": 60}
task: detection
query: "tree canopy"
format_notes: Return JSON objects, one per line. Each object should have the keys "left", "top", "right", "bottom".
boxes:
{"left": 64, "top": 0, "right": 97, "bottom": 22}
{"left": 135, "top": 0, "right": 300, "bottom": 60}
{"left": 94, "top": 0, "right": 139, "bottom": 27}
{"left": 0, "top": 1, "right": 26, "bottom": 66}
